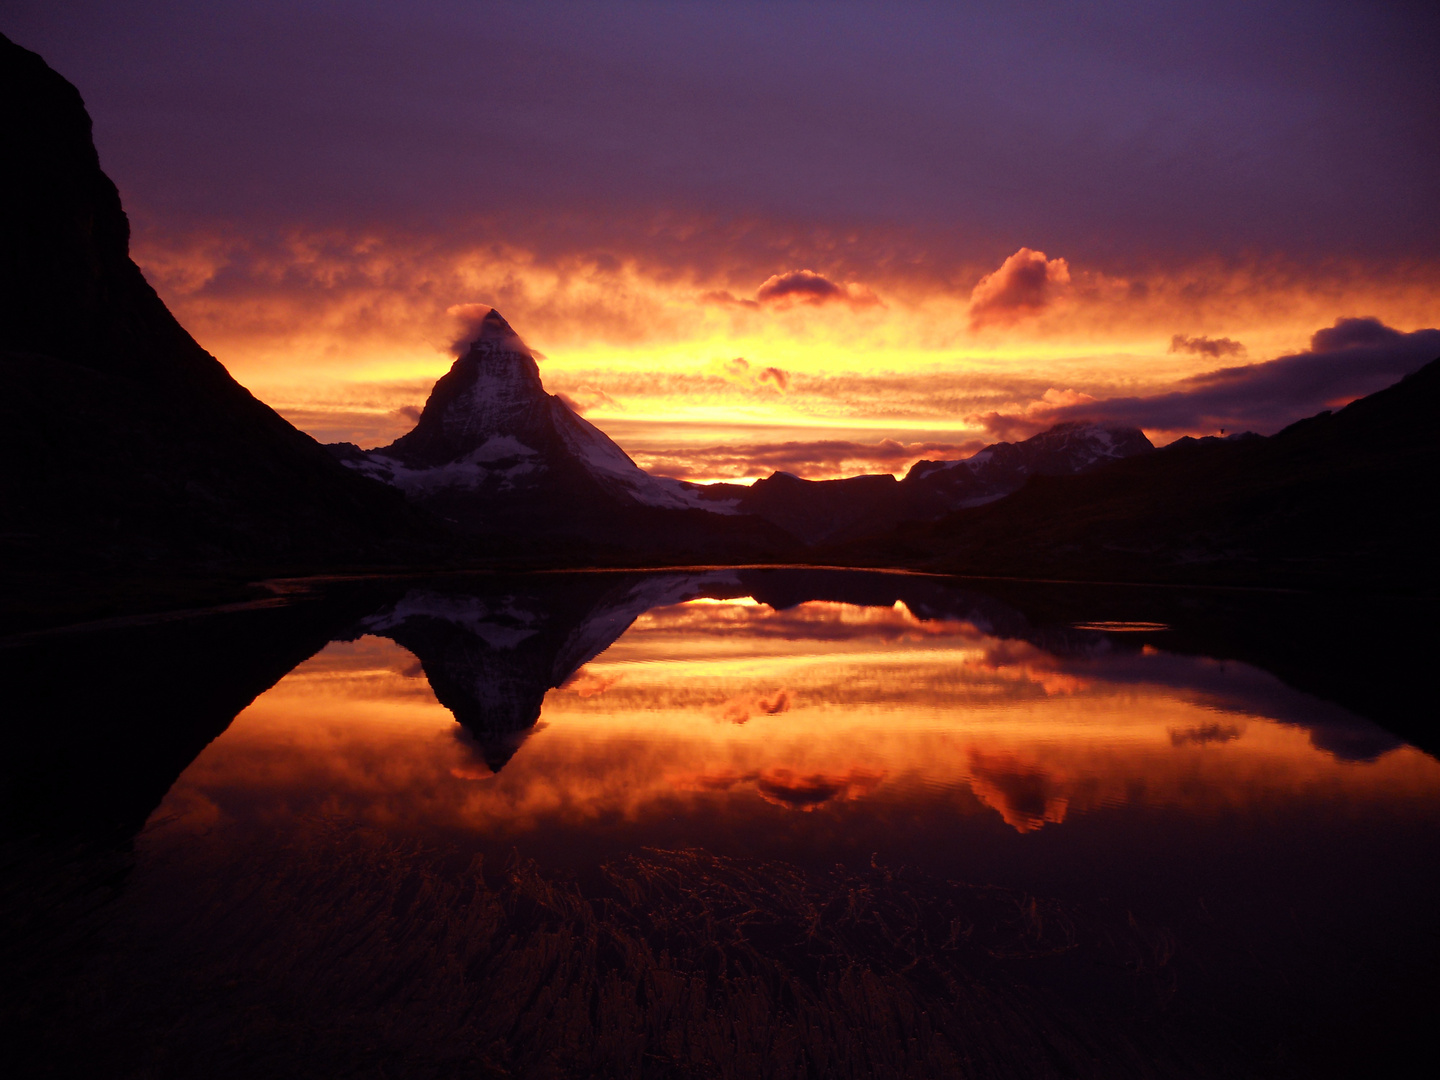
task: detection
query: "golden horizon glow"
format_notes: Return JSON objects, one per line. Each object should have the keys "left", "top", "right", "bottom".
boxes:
{"left": 131, "top": 224, "right": 1440, "bottom": 481}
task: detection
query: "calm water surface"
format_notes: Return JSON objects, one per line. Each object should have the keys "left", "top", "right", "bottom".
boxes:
{"left": 9, "top": 570, "right": 1440, "bottom": 1078}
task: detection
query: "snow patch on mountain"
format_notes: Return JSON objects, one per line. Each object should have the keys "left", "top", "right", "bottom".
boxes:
{"left": 362, "top": 590, "right": 542, "bottom": 649}
{"left": 330, "top": 308, "right": 738, "bottom": 515}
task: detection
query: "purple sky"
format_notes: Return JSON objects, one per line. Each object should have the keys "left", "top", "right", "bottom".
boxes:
{"left": 9, "top": 0, "right": 1439, "bottom": 276}
{"left": 6, "top": 1, "right": 1439, "bottom": 473}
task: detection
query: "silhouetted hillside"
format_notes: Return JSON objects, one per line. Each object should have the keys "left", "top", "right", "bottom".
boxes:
{"left": 836, "top": 359, "right": 1440, "bottom": 594}
{"left": 698, "top": 422, "right": 1153, "bottom": 544}
{"left": 0, "top": 33, "right": 446, "bottom": 614}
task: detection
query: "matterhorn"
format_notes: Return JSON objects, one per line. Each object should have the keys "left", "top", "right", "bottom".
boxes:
{"left": 329, "top": 310, "right": 785, "bottom": 558}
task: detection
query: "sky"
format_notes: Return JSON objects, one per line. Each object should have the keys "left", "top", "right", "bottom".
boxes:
{"left": 8, "top": 0, "right": 1440, "bottom": 481}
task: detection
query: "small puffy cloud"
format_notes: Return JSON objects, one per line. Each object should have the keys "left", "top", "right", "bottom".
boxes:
{"left": 968, "top": 248, "right": 1071, "bottom": 329}
{"left": 711, "top": 356, "right": 791, "bottom": 393}
{"left": 556, "top": 385, "right": 620, "bottom": 414}
{"left": 980, "top": 316, "right": 1440, "bottom": 440}
{"left": 1170, "top": 333, "right": 1246, "bottom": 358}
{"left": 1309, "top": 315, "right": 1405, "bottom": 352}
{"left": 445, "top": 302, "right": 496, "bottom": 354}
{"left": 706, "top": 269, "right": 881, "bottom": 310}
{"left": 757, "top": 269, "right": 844, "bottom": 305}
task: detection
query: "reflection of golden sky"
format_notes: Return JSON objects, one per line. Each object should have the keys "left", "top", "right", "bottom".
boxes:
{"left": 150, "top": 602, "right": 1440, "bottom": 844}
{"left": 133, "top": 226, "right": 1440, "bottom": 479}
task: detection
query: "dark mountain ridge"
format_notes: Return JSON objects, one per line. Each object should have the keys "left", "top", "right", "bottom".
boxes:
{"left": 696, "top": 421, "right": 1153, "bottom": 544}
{"left": 0, "top": 32, "right": 444, "bottom": 602}
{"left": 835, "top": 357, "right": 1440, "bottom": 594}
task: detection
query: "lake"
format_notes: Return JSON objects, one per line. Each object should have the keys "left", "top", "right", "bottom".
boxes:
{"left": 3, "top": 569, "right": 1437, "bottom": 1078}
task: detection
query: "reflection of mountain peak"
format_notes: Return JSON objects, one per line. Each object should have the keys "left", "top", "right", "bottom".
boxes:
{"left": 355, "top": 570, "right": 1406, "bottom": 780}
{"left": 359, "top": 573, "right": 739, "bottom": 771}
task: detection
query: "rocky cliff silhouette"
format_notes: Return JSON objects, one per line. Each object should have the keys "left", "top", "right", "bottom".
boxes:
{"left": 0, "top": 33, "right": 443, "bottom": 611}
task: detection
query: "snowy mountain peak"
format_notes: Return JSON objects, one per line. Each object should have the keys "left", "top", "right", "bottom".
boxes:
{"left": 898, "top": 419, "right": 1153, "bottom": 510}
{"left": 466, "top": 308, "right": 531, "bottom": 355}
{"left": 328, "top": 310, "right": 738, "bottom": 518}
{"left": 374, "top": 310, "right": 545, "bottom": 468}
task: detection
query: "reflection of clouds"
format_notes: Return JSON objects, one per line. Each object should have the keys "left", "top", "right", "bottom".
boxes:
{"left": 672, "top": 767, "right": 885, "bottom": 811}
{"left": 636, "top": 598, "right": 990, "bottom": 644}
{"left": 149, "top": 592, "right": 1440, "bottom": 857}
{"left": 966, "top": 751, "right": 1069, "bottom": 834}
{"left": 1169, "top": 722, "right": 1242, "bottom": 747}
{"left": 560, "top": 670, "right": 625, "bottom": 698}
{"left": 754, "top": 768, "right": 886, "bottom": 810}
{"left": 718, "top": 689, "right": 792, "bottom": 724}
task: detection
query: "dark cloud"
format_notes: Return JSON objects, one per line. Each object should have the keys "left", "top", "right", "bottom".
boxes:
{"left": 701, "top": 272, "right": 880, "bottom": 310}
{"left": 1310, "top": 316, "right": 1406, "bottom": 352}
{"left": 983, "top": 317, "right": 1440, "bottom": 438}
{"left": 757, "top": 269, "right": 843, "bottom": 305}
{"left": 1169, "top": 333, "right": 1245, "bottom": 358}
{"left": 753, "top": 270, "right": 880, "bottom": 308}
{"left": 968, "top": 248, "right": 1070, "bottom": 328}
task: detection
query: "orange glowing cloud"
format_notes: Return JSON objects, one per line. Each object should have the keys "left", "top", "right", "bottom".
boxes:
{"left": 124, "top": 218, "right": 1440, "bottom": 474}
{"left": 965, "top": 750, "right": 1070, "bottom": 833}
{"left": 968, "top": 248, "right": 1072, "bottom": 329}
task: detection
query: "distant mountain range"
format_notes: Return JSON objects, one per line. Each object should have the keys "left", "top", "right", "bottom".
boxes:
{"left": 694, "top": 421, "right": 1153, "bottom": 544}
{"left": 834, "top": 357, "right": 1440, "bottom": 593}
{"left": 329, "top": 308, "right": 1156, "bottom": 550}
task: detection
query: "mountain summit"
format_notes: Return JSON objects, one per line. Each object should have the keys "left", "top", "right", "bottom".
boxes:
{"left": 330, "top": 310, "right": 786, "bottom": 556}
{"left": 381, "top": 310, "right": 548, "bottom": 469}
{"left": 334, "top": 308, "right": 728, "bottom": 513}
